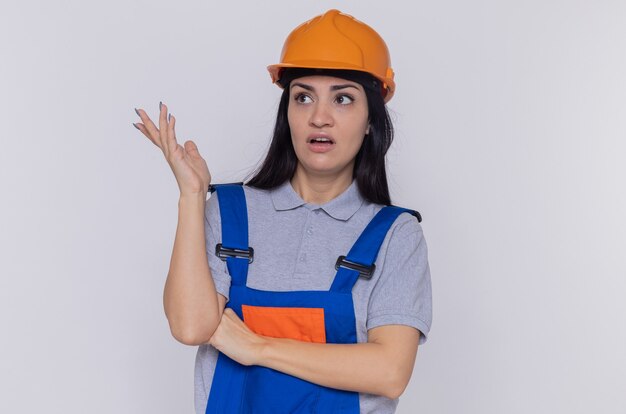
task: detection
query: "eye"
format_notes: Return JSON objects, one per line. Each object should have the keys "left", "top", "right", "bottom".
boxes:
{"left": 335, "top": 94, "right": 354, "bottom": 105}
{"left": 294, "top": 93, "right": 313, "bottom": 104}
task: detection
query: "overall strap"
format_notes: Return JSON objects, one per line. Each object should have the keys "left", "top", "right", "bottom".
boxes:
{"left": 210, "top": 183, "right": 252, "bottom": 287}
{"left": 330, "top": 206, "right": 420, "bottom": 293}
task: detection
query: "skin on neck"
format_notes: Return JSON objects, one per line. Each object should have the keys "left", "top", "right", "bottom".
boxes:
{"left": 290, "top": 161, "right": 355, "bottom": 204}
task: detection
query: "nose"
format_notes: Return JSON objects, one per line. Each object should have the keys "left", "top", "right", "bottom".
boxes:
{"left": 309, "top": 101, "right": 334, "bottom": 128}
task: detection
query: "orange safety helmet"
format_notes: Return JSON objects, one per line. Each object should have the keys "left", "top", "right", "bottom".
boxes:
{"left": 267, "top": 9, "right": 396, "bottom": 103}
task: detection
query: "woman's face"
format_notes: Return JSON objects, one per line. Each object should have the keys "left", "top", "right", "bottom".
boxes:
{"left": 288, "top": 75, "right": 370, "bottom": 180}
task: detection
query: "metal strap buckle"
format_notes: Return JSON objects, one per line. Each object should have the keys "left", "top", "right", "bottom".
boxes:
{"left": 215, "top": 243, "right": 254, "bottom": 263}
{"left": 335, "top": 255, "right": 375, "bottom": 279}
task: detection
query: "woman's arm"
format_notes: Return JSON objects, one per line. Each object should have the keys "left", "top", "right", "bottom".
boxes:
{"left": 133, "top": 104, "right": 226, "bottom": 346}
{"left": 208, "top": 308, "right": 420, "bottom": 399}
{"left": 262, "top": 324, "right": 420, "bottom": 399}
{"left": 163, "top": 193, "right": 227, "bottom": 345}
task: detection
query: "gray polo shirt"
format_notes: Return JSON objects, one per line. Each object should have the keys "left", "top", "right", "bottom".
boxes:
{"left": 194, "top": 179, "right": 432, "bottom": 414}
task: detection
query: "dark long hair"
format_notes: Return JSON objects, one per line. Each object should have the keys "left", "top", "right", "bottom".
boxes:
{"left": 245, "top": 70, "right": 394, "bottom": 206}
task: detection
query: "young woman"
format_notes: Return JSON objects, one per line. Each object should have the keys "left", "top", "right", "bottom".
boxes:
{"left": 133, "top": 9, "right": 432, "bottom": 414}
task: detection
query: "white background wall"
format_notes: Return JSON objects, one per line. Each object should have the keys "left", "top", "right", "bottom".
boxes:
{"left": 1, "top": 0, "right": 625, "bottom": 413}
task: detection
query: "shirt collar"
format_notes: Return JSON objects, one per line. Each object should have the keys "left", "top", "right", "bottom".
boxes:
{"left": 271, "top": 179, "right": 365, "bottom": 221}
{"left": 271, "top": 180, "right": 306, "bottom": 211}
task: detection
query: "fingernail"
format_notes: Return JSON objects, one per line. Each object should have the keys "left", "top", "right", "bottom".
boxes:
{"left": 132, "top": 123, "right": 140, "bottom": 130}
{"left": 159, "top": 101, "right": 162, "bottom": 111}
{"left": 134, "top": 108, "right": 140, "bottom": 116}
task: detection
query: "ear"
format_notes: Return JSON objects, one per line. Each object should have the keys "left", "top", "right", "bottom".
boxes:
{"left": 366, "top": 124, "right": 371, "bottom": 135}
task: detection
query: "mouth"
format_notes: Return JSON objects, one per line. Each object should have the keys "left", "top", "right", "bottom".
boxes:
{"left": 307, "top": 135, "right": 335, "bottom": 144}
{"left": 307, "top": 134, "right": 335, "bottom": 153}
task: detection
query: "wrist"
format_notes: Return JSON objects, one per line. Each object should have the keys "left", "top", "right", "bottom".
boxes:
{"left": 254, "top": 335, "right": 275, "bottom": 366}
{"left": 178, "top": 191, "right": 207, "bottom": 204}
{"left": 177, "top": 192, "right": 207, "bottom": 216}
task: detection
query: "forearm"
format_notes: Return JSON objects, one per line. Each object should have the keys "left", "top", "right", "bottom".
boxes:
{"left": 259, "top": 337, "right": 405, "bottom": 399}
{"left": 163, "top": 192, "right": 221, "bottom": 345}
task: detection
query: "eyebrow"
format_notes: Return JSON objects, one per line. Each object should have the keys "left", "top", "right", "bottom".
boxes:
{"left": 291, "top": 82, "right": 360, "bottom": 92}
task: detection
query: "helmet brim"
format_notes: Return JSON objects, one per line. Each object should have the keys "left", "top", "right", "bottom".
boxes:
{"left": 267, "top": 61, "right": 395, "bottom": 103}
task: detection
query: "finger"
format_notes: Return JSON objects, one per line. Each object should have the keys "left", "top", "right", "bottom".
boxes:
{"left": 132, "top": 122, "right": 159, "bottom": 147}
{"left": 184, "top": 140, "right": 212, "bottom": 186}
{"left": 184, "top": 140, "right": 201, "bottom": 159}
{"left": 181, "top": 142, "right": 193, "bottom": 167}
{"left": 167, "top": 113, "right": 179, "bottom": 155}
{"left": 135, "top": 108, "right": 163, "bottom": 148}
{"left": 184, "top": 141, "right": 205, "bottom": 172}
{"left": 159, "top": 102, "right": 172, "bottom": 156}
{"left": 184, "top": 140, "right": 205, "bottom": 171}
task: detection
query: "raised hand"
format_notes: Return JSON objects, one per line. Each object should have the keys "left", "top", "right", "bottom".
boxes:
{"left": 133, "top": 102, "right": 211, "bottom": 196}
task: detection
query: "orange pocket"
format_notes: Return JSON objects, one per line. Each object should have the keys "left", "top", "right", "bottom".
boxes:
{"left": 242, "top": 305, "right": 326, "bottom": 343}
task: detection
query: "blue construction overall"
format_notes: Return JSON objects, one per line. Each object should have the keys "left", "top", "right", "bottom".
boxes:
{"left": 205, "top": 183, "right": 421, "bottom": 414}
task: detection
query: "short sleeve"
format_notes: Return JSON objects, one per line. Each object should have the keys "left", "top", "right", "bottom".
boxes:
{"left": 366, "top": 214, "right": 432, "bottom": 345}
{"left": 204, "top": 191, "right": 232, "bottom": 302}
